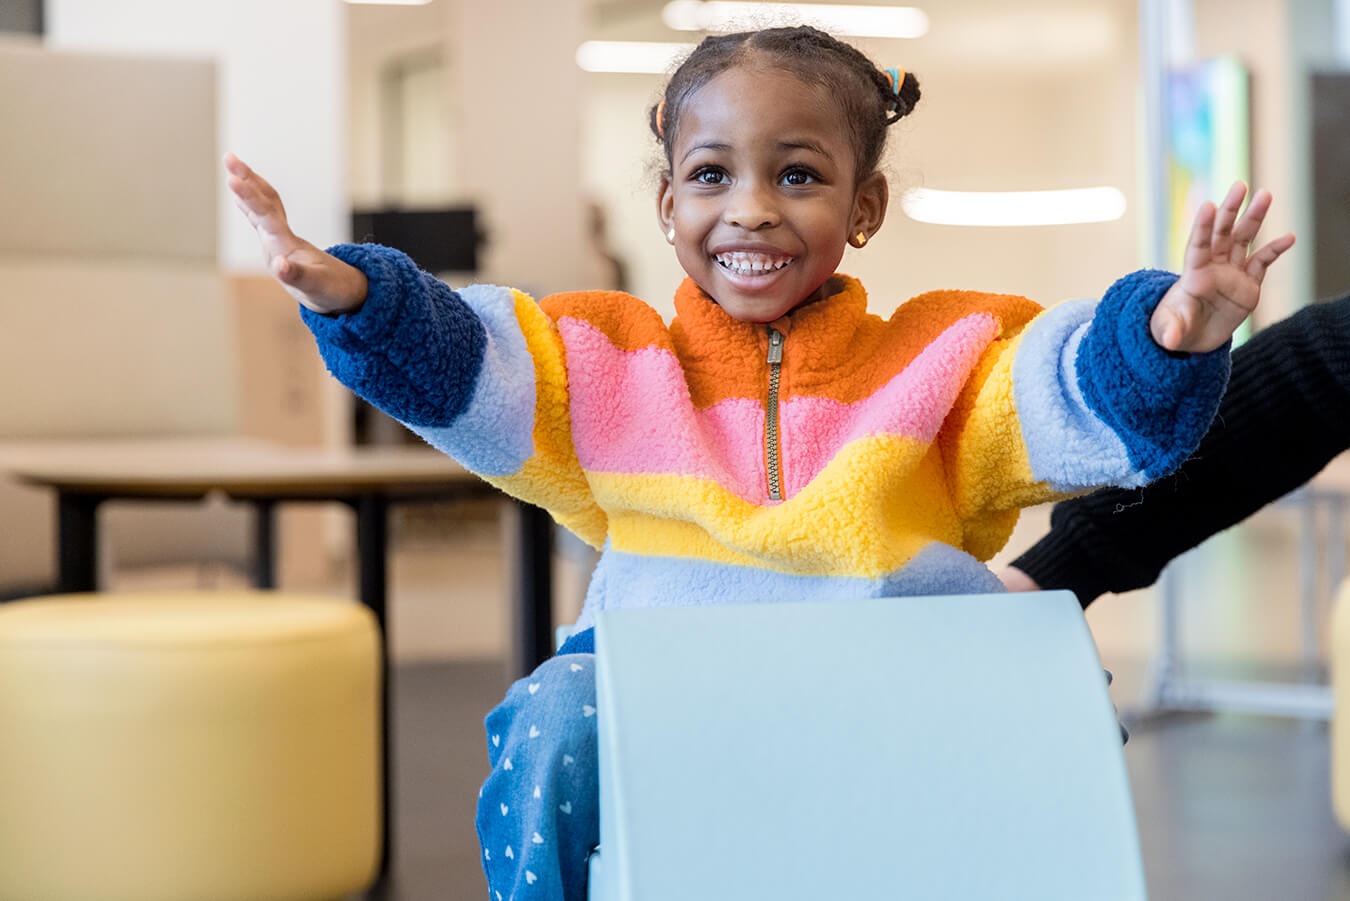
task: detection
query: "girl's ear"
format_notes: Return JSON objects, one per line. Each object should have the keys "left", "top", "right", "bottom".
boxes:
{"left": 657, "top": 174, "right": 676, "bottom": 243}
{"left": 849, "top": 172, "right": 889, "bottom": 244}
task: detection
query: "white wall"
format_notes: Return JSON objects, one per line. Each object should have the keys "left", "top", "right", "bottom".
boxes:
{"left": 448, "top": 0, "right": 588, "bottom": 295}
{"left": 46, "top": 0, "right": 349, "bottom": 274}
{"left": 346, "top": 0, "right": 455, "bottom": 209}
{"left": 47, "top": 0, "right": 354, "bottom": 457}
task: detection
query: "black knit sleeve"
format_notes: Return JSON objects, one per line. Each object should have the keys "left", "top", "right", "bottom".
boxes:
{"left": 1011, "top": 294, "right": 1350, "bottom": 606}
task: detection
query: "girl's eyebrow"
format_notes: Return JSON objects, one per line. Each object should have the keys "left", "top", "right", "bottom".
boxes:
{"left": 778, "top": 139, "right": 831, "bottom": 159}
{"left": 681, "top": 142, "right": 730, "bottom": 163}
{"left": 679, "top": 138, "right": 832, "bottom": 164}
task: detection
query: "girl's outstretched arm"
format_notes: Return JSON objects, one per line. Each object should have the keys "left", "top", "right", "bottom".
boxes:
{"left": 223, "top": 153, "right": 368, "bottom": 315}
{"left": 1004, "top": 294, "right": 1350, "bottom": 603}
{"left": 1150, "top": 181, "right": 1295, "bottom": 352}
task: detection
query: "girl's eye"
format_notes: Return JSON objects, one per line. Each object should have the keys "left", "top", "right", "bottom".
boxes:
{"left": 692, "top": 167, "right": 728, "bottom": 185}
{"left": 781, "top": 169, "right": 817, "bottom": 186}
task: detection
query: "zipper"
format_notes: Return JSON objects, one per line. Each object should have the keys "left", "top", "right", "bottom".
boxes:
{"left": 766, "top": 326, "right": 784, "bottom": 502}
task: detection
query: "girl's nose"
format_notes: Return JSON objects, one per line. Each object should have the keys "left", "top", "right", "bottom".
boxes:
{"left": 724, "top": 183, "right": 780, "bottom": 230}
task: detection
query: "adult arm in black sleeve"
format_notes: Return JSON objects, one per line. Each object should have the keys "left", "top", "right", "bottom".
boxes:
{"left": 1009, "top": 294, "right": 1350, "bottom": 607}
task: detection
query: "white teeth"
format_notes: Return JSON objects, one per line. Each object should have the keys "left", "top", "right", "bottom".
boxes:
{"left": 715, "top": 251, "right": 793, "bottom": 275}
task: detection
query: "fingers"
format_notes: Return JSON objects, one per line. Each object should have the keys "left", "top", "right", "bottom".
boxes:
{"left": 1207, "top": 180, "right": 1247, "bottom": 261}
{"left": 271, "top": 251, "right": 327, "bottom": 294}
{"left": 222, "top": 152, "right": 287, "bottom": 224}
{"left": 1181, "top": 201, "right": 1216, "bottom": 273}
{"left": 1185, "top": 183, "right": 1293, "bottom": 278}
{"left": 271, "top": 255, "right": 300, "bottom": 285}
{"left": 1228, "top": 187, "right": 1272, "bottom": 262}
{"left": 997, "top": 567, "right": 1041, "bottom": 593}
{"left": 1149, "top": 304, "right": 1183, "bottom": 351}
{"left": 1160, "top": 317, "right": 1183, "bottom": 352}
{"left": 1245, "top": 232, "right": 1296, "bottom": 285}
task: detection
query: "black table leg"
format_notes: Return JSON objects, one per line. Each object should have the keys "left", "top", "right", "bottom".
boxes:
{"left": 253, "top": 499, "right": 277, "bottom": 589}
{"left": 57, "top": 492, "right": 101, "bottom": 593}
{"left": 356, "top": 493, "right": 393, "bottom": 882}
{"left": 513, "top": 500, "right": 555, "bottom": 678}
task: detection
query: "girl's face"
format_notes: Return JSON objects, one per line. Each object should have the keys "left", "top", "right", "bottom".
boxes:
{"left": 658, "top": 63, "right": 887, "bottom": 323}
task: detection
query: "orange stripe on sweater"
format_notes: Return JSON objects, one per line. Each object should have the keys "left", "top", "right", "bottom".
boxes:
{"left": 540, "top": 290, "right": 673, "bottom": 354}
{"left": 541, "top": 280, "right": 1044, "bottom": 410}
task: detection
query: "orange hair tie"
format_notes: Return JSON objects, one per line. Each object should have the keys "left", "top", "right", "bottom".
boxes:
{"left": 884, "top": 67, "right": 905, "bottom": 94}
{"left": 656, "top": 98, "right": 667, "bottom": 139}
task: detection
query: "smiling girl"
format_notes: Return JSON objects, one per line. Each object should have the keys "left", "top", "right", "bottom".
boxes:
{"left": 226, "top": 25, "right": 1292, "bottom": 901}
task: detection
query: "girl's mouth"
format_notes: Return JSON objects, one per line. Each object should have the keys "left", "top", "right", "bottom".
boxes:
{"left": 714, "top": 251, "right": 795, "bottom": 276}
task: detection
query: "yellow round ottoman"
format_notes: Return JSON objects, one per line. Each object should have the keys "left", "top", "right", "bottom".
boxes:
{"left": 1334, "top": 580, "right": 1350, "bottom": 831}
{"left": 0, "top": 591, "right": 380, "bottom": 901}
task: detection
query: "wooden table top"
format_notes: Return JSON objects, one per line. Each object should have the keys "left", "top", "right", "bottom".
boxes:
{"left": 0, "top": 437, "right": 491, "bottom": 498}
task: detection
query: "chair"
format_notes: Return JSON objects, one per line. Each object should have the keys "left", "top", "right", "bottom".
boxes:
{"left": 0, "top": 590, "right": 380, "bottom": 901}
{"left": 585, "top": 592, "right": 1147, "bottom": 900}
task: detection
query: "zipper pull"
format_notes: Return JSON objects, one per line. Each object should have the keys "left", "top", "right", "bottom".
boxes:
{"left": 767, "top": 327, "right": 784, "bottom": 364}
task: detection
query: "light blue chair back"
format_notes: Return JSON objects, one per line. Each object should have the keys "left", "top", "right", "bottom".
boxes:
{"left": 586, "top": 592, "right": 1146, "bottom": 900}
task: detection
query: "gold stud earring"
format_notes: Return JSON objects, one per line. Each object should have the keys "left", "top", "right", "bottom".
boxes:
{"left": 855, "top": 232, "right": 868, "bottom": 247}
{"left": 666, "top": 226, "right": 676, "bottom": 243}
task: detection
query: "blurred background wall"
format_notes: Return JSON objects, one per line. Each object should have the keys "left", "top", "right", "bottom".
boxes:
{"left": 29, "top": 0, "right": 1339, "bottom": 319}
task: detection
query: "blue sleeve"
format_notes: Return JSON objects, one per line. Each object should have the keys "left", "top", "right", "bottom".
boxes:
{"left": 299, "top": 243, "right": 487, "bottom": 428}
{"left": 1011, "top": 269, "right": 1231, "bottom": 493}
{"left": 1077, "top": 269, "right": 1231, "bottom": 480}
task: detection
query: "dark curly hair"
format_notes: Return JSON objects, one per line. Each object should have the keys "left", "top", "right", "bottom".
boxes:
{"left": 649, "top": 25, "right": 921, "bottom": 182}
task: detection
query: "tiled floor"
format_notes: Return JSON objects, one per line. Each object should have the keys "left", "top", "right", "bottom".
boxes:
{"left": 113, "top": 493, "right": 1350, "bottom": 899}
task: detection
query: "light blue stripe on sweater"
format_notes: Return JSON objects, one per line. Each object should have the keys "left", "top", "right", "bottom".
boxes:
{"left": 412, "top": 284, "right": 537, "bottom": 477}
{"left": 1012, "top": 299, "right": 1146, "bottom": 492}
{"left": 569, "top": 541, "right": 1006, "bottom": 632}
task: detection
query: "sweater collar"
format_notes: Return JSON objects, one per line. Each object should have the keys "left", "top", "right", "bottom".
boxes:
{"left": 670, "top": 274, "right": 870, "bottom": 364}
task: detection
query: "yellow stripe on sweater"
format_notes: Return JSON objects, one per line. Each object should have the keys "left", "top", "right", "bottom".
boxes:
{"left": 591, "top": 434, "right": 978, "bottom": 577}
{"left": 483, "top": 290, "right": 610, "bottom": 548}
{"left": 938, "top": 328, "right": 1048, "bottom": 560}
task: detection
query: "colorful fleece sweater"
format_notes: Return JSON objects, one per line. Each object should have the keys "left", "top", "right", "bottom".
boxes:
{"left": 304, "top": 244, "right": 1230, "bottom": 632}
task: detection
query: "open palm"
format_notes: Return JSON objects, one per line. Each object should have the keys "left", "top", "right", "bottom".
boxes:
{"left": 1151, "top": 182, "right": 1295, "bottom": 353}
{"left": 223, "top": 153, "right": 367, "bottom": 315}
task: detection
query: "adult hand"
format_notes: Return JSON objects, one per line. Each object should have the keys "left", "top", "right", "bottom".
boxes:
{"left": 224, "top": 153, "right": 368, "bottom": 315}
{"left": 1150, "top": 181, "right": 1295, "bottom": 353}
{"left": 997, "top": 565, "right": 1041, "bottom": 593}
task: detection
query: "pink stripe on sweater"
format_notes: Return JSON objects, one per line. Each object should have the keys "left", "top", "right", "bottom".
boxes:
{"left": 561, "top": 318, "right": 768, "bottom": 502}
{"left": 560, "top": 312, "right": 999, "bottom": 502}
{"left": 781, "top": 314, "right": 1000, "bottom": 495}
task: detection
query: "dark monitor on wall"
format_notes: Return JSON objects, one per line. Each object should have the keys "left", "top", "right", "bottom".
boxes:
{"left": 0, "top": 0, "right": 42, "bottom": 34}
{"left": 1313, "top": 73, "right": 1350, "bottom": 301}
{"left": 351, "top": 207, "right": 481, "bottom": 274}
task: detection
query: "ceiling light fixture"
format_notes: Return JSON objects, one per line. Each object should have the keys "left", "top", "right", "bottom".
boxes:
{"left": 662, "top": 1, "right": 929, "bottom": 39}
{"left": 575, "top": 40, "right": 697, "bottom": 74}
{"left": 900, "top": 187, "right": 1128, "bottom": 227}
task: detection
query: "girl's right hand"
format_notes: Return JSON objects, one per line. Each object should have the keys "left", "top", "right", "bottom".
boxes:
{"left": 223, "top": 153, "right": 368, "bottom": 315}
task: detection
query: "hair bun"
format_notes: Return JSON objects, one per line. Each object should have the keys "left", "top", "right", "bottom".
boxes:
{"left": 886, "top": 70, "right": 920, "bottom": 124}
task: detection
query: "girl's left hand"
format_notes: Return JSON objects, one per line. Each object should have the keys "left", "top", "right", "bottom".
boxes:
{"left": 1150, "top": 181, "right": 1295, "bottom": 353}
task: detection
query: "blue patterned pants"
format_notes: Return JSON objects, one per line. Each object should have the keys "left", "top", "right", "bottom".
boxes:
{"left": 476, "top": 651, "right": 598, "bottom": 901}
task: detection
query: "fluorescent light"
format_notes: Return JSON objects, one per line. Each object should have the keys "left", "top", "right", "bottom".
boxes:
{"left": 345, "top": 0, "right": 432, "bottom": 5}
{"left": 900, "top": 187, "right": 1127, "bottom": 227}
{"left": 576, "top": 41, "right": 697, "bottom": 74}
{"left": 663, "top": 2, "right": 928, "bottom": 39}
